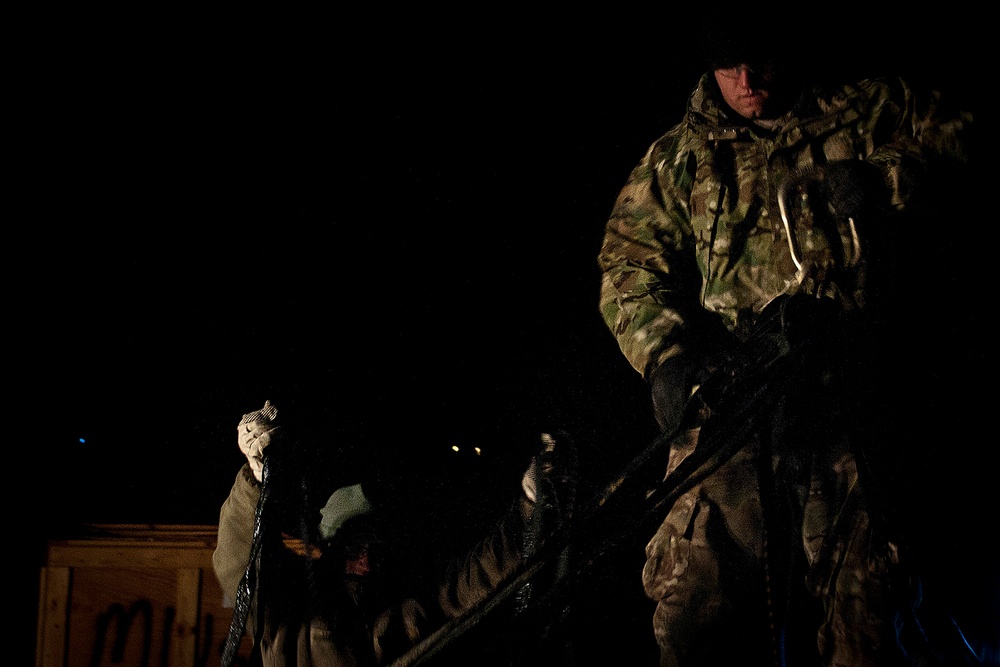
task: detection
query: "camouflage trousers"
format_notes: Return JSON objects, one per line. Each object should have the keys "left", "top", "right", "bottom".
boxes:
{"left": 642, "top": 419, "right": 907, "bottom": 667}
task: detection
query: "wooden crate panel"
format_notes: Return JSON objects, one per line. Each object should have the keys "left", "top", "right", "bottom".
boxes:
{"left": 36, "top": 525, "right": 254, "bottom": 667}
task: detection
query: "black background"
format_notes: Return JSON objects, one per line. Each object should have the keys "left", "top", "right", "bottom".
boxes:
{"left": 13, "top": 10, "right": 990, "bottom": 665}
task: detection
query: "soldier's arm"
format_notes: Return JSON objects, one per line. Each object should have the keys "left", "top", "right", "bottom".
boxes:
{"left": 597, "top": 137, "right": 703, "bottom": 379}
{"left": 213, "top": 464, "right": 261, "bottom": 606}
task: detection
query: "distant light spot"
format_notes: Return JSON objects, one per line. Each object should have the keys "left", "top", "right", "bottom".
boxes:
{"left": 474, "top": 447, "right": 482, "bottom": 455}
{"left": 451, "top": 445, "right": 459, "bottom": 452}
{"left": 78, "top": 438, "right": 87, "bottom": 444}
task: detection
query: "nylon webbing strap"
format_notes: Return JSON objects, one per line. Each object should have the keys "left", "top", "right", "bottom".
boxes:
{"left": 221, "top": 456, "right": 273, "bottom": 667}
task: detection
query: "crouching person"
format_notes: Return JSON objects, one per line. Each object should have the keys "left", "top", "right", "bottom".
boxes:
{"left": 213, "top": 400, "right": 575, "bottom": 667}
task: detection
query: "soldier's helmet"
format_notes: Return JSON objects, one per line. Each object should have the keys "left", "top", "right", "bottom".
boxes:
{"left": 697, "top": 12, "right": 808, "bottom": 74}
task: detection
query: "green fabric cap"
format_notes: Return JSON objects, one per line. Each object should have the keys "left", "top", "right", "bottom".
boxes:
{"left": 318, "top": 483, "right": 374, "bottom": 540}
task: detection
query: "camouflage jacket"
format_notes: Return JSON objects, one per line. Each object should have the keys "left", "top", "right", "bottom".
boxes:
{"left": 597, "top": 72, "right": 971, "bottom": 378}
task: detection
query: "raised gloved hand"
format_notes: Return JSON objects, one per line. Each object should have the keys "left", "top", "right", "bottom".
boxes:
{"left": 237, "top": 400, "right": 280, "bottom": 482}
{"left": 649, "top": 354, "right": 712, "bottom": 434}
{"left": 521, "top": 432, "right": 577, "bottom": 506}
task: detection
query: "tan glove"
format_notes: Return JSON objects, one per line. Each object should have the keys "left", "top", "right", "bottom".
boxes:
{"left": 237, "top": 400, "right": 280, "bottom": 482}
{"left": 373, "top": 598, "right": 429, "bottom": 664}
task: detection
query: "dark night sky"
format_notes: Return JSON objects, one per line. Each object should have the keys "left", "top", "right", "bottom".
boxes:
{"left": 18, "top": 13, "right": 977, "bottom": 522}
{"left": 14, "top": 11, "right": 989, "bottom": 664}
{"left": 24, "top": 27, "right": 690, "bottom": 526}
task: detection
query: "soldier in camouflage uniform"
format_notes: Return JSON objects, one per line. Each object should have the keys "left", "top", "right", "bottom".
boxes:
{"left": 597, "top": 25, "right": 972, "bottom": 667}
{"left": 214, "top": 400, "right": 577, "bottom": 666}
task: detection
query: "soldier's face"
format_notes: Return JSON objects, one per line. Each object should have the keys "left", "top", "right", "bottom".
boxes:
{"left": 343, "top": 542, "right": 374, "bottom": 606}
{"left": 344, "top": 542, "right": 372, "bottom": 577}
{"left": 714, "top": 63, "right": 776, "bottom": 119}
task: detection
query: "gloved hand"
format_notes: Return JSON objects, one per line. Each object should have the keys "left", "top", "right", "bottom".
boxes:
{"left": 819, "top": 159, "right": 888, "bottom": 220}
{"left": 521, "top": 432, "right": 577, "bottom": 503}
{"left": 237, "top": 400, "right": 280, "bottom": 483}
{"left": 649, "top": 354, "right": 711, "bottom": 434}
{"left": 520, "top": 430, "right": 578, "bottom": 542}
{"left": 521, "top": 458, "right": 539, "bottom": 503}
{"left": 372, "top": 598, "right": 429, "bottom": 664}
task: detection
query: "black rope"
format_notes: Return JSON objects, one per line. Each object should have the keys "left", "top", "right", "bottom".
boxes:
{"left": 387, "top": 309, "right": 805, "bottom": 667}
{"left": 509, "top": 432, "right": 579, "bottom": 666}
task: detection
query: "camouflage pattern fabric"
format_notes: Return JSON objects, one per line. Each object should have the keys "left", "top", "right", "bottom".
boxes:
{"left": 598, "top": 73, "right": 970, "bottom": 377}
{"left": 597, "top": 72, "right": 971, "bottom": 667}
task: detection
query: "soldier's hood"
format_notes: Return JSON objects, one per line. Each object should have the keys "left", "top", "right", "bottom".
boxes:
{"left": 682, "top": 72, "right": 867, "bottom": 140}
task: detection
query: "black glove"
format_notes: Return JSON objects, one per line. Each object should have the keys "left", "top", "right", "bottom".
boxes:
{"left": 819, "top": 160, "right": 888, "bottom": 220}
{"left": 649, "top": 354, "right": 710, "bottom": 434}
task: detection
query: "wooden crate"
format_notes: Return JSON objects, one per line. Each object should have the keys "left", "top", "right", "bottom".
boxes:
{"left": 36, "top": 524, "right": 254, "bottom": 667}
